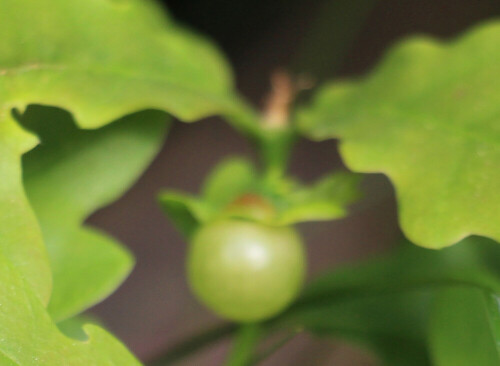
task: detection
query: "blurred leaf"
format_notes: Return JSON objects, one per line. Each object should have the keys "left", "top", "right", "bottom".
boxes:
{"left": 487, "top": 294, "right": 500, "bottom": 344}
{"left": 297, "top": 21, "right": 500, "bottom": 248}
{"left": 0, "top": 0, "right": 246, "bottom": 127}
{"left": 159, "top": 158, "right": 361, "bottom": 231}
{"left": 202, "top": 157, "right": 257, "bottom": 209}
{"left": 22, "top": 106, "right": 168, "bottom": 321}
{"left": 44, "top": 227, "right": 134, "bottom": 322}
{"left": 278, "top": 237, "right": 500, "bottom": 365}
{"left": 295, "top": 237, "right": 500, "bottom": 306}
{"left": 0, "top": 0, "right": 249, "bottom": 360}
{"left": 273, "top": 172, "right": 362, "bottom": 225}
{"left": 0, "top": 114, "right": 51, "bottom": 304}
{"left": 292, "top": 291, "right": 433, "bottom": 366}
{"left": 0, "top": 0, "right": 250, "bottom": 322}
{"left": 0, "top": 247, "right": 140, "bottom": 366}
{"left": 159, "top": 158, "right": 257, "bottom": 237}
{"left": 57, "top": 314, "right": 102, "bottom": 342}
{"left": 159, "top": 190, "right": 212, "bottom": 238}
{"left": 429, "top": 288, "right": 500, "bottom": 366}
{"left": 0, "top": 354, "right": 17, "bottom": 366}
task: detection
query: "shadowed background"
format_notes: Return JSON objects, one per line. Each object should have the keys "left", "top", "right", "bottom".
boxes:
{"left": 86, "top": 0, "right": 500, "bottom": 364}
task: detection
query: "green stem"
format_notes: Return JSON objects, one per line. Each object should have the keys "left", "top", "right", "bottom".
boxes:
{"left": 249, "top": 328, "right": 302, "bottom": 365}
{"left": 257, "top": 128, "right": 296, "bottom": 178}
{"left": 256, "top": 0, "right": 379, "bottom": 176}
{"left": 224, "top": 323, "right": 263, "bottom": 366}
{"left": 146, "top": 323, "right": 237, "bottom": 366}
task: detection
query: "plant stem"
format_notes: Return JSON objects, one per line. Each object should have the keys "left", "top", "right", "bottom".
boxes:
{"left": 257, "top": 127, "right": 296, "bottom": 178}
{"left": 146, "top": 323, "right": 237, "bottom": 366}
{"left": 224, "top": 323, "right": 263, "bottom": 366}
{"left": 249, "top": 328, "right": 302, "bottom": 365}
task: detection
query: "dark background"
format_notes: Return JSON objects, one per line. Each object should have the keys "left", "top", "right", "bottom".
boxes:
{"left": 87, "top": 0, "right": 500, "bottom": 364}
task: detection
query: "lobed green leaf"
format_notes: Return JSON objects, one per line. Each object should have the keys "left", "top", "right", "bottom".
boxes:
{"left": 0, "top": 0, "right": 246, "bottom": 316}
{"left": 0, "top": 0, "right": 245, "bottom": 126}
{"left": 0, "top": 112, "right": 52, "bottom": 304}
{"left": 0, "top": 247, "right": 140, "bottom": 365}
{"left": 297, "top": 21, "right": 500, "bottom": 248}
{"left": 21, "top": 106, "right": 168, "bottom": 321}
{"left": 0, "top": 0, "right": 252, "bottom": 362}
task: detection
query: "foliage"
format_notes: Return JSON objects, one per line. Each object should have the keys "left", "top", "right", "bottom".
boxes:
{"left": 0, "top": 246, "right": 142, "bottom": 365}
{"left": 0, "top": 0, "right": 499, "bottom": 365}
{"left": 297, "top": 21, "right": 500, "bottom": 249}
{"left": 278, "top": 237, "right": 500, "bottom": 366}
{"left": 21, "top": 106, "right": 167, "bottom": 322}
{"left": 0, "top": 0, "right": 241, "bottom": 363}
{"left": 159, "top": 157, "right": 361, "bottom": 237}
{"left": 429, "top": 288, "right": 500, "bottom": 366}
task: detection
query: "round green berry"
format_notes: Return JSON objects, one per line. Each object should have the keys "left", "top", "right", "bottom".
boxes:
{"left": 187, "top": 219, "right": 306, "bottom": 322}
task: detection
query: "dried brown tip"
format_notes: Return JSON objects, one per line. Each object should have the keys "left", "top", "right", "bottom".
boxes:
{"left": 263, "top": 70, "right": 315, "bottom": 128}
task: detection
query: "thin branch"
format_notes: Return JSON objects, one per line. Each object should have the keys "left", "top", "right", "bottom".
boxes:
{"left": 249, "top": 328, "right": 303, "bottom": 365}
